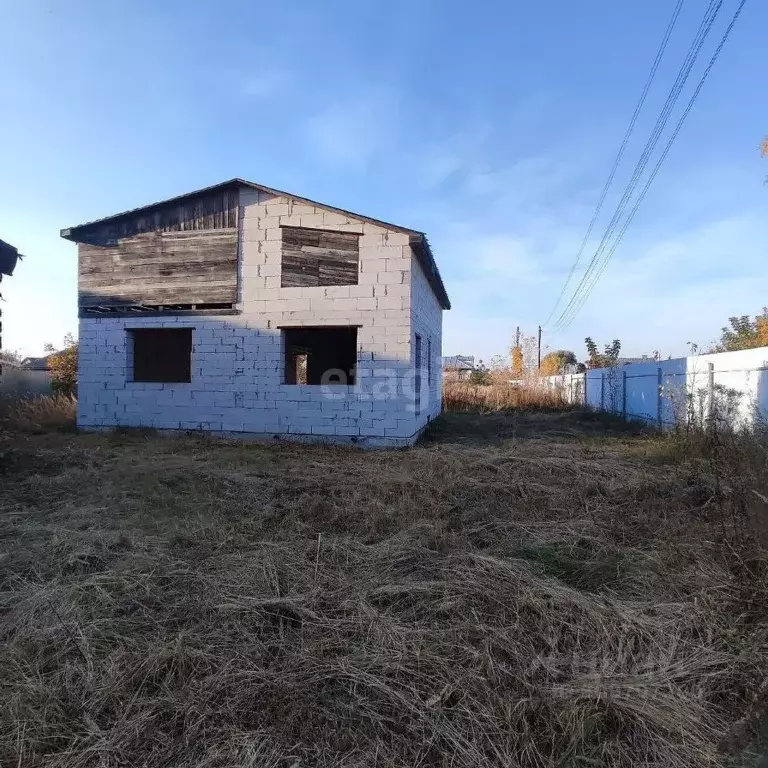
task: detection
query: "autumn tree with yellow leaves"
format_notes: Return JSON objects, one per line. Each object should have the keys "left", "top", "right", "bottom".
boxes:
{"left": 715, "top": 308, "right": 768, "bottom": 352}
{"left": 539, "top": 350, "right": 577, "bottom": 376}
{"left": 45, "top": 333, "right": 78, "bottom": 395}
{"left": 511, "top": 346, "right": 524, "bottom": 378}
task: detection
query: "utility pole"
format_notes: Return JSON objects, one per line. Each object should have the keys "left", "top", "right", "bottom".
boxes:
{"left": 537, "top": 325, "right": 542, "bottom": 370}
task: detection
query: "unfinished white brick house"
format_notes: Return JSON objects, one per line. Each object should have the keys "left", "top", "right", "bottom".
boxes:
{"left": 61, "top": 179, "right": 450, "bottom": 447}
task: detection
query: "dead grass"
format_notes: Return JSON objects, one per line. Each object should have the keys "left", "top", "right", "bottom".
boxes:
{"left": 1, "top": 410, "right": 767, "bottom": 766}
{"left": 443, "top": 380, "right": 571, "bottom": 412}
{"left": 0, "top": 393, "right": 77, "bottom": 432}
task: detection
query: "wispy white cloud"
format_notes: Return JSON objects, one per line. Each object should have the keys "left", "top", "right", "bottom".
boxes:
{"left": 464, "top": 156, "right": 557, "bottom": 198}
{"left": 409, "top": 126, "right": 493, "bottom": 191}
{"left": 443, "top": 312, "right": 519, "bottom": 361}
{"left": 304, "top": 94, "right": 399, "bottom": 166}
{"left": 418, "top": 153, "right": 466, "bottom": 190}
{"left": 400, "top": 106, "right": 768, "bottom": 363}
{"left": 433, "top": 150, "right": 768, "bottom": 363}
{"left": 566, "top": 213, "right": 768, "bottom": 356}
{"left": 240, "top": 70, "right": 291, "bottom": 99}
{"left": 440, "top": 209, "right": 767, "bottom": 362}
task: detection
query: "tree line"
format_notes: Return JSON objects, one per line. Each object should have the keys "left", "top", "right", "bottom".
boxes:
{"left": 468, "top": 306, "right": 768, "bottom": 383}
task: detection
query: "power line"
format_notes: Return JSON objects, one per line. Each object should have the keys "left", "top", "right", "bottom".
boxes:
{"left": 543, "top": 0, "right": 685, "bottom": 327}
{"left": 558, "top": 0, "right": 749, "bottom": 324}
{"left": 553, "top": 0, "right": 726, "bottom": 330}
{"left": 555, "top": 0, "right": 722, "bottom": 329}
{"left": 558, "top": 0, "right": 748, "bottom": 326}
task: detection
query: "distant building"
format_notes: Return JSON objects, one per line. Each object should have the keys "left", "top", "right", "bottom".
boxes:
{"left": 0, "top": 239, "right": 21, "bottom": 277}
{"left": 0, "top": 354, "right": 52, "bottom": 396}
{"left": 20, "top": 353, "right": 58, "bottom": 371}
{"left": 443, "top": 355, "right": 475, "bottom": 381}
{"left": 0, "top": 238, "right": 23, "bottom": 386}
{"left": 617, "top": 355, "right": 658, "bottom": 365}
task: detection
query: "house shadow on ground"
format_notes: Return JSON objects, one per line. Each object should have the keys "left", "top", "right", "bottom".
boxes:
{"left": 422, "top": 409, "right": 649, "bottom": 448}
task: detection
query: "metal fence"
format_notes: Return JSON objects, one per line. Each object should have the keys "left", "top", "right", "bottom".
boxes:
{"left": 539, "top": 346, "right": 768, "bottom": 429}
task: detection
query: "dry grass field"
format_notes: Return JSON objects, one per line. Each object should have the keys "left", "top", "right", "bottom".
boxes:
{"left": 1, "top": 393, "right": 768, "bottom": 767}
{"left": 442, "top": 380, "right": 570, "bottom": 412}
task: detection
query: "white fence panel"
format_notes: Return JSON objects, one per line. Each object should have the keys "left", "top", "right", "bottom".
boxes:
{"left": 537, "top": 346, "right": 768, "bottom": 429}
{"left": 690, "top": 348, "right": 768, "bottom": 427}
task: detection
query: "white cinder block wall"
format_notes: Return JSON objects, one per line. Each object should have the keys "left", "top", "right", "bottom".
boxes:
{"left": 77, "top": 187, "right": 445, "bottom": 447}
{"left": 411, "top": 255, "right": 443, "bottom": 430}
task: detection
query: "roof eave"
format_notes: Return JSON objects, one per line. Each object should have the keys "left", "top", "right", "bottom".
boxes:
{"left": 409, "top": 233, "right": 451, "bottom": 310}
{"left": 60, "top": 177, "right": 421, "bottom": 242}
{"left": 59, "top": 178, "right": 246, "bottom": 241}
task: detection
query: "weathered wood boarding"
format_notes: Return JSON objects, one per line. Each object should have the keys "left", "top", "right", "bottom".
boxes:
{"left": 281, "top": 226, "right": 359, "bottom": 288}
{"left": 70, "top": 189, "right": 239, "bottom": 244}
{"left": 79, "top": 230, "right": 237, "bottom": 307}
{"left": 69, "top": 188, "right": 239, "bottom": 311}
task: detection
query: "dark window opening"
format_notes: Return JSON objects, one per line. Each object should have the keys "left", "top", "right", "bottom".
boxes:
{"left": 414, "top": 333, "right": 422, "bottom": 415}
{"left": 283, "top": 327, "right": 357, "bottom": 385}
{"left": 427, "top": 336, "right": 432, "bottom": 385}
{"left": 130, "top": 328, "right": 192, "bottom": 383}
{"left": 281, "top": 226, "right": 359, "bottom": 288}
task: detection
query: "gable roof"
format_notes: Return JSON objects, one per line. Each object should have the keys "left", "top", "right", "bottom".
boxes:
{"left": 61, "top": 178, "right": 450, "bottom": 309}
{"left": 21, "top": 354, "right": 57, "bottom": 371}
{"left": 0, "top": 353, "right": 57, "bottom": 371}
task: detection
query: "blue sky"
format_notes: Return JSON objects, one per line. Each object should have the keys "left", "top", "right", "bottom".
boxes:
{"left": 1, "top": 0, "right": 766, "bottom": 362}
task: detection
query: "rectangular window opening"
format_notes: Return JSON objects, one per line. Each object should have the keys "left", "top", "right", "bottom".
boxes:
{"left": 414, "top": 333, "right": 422, "bottom": 415}
{"left": 129, "top": 328, "right": 192, "bottom": 383}
{"left": 283, "top": 327, "right": 357, "bottom": 385}
{"left": 281, "top": 226, "right": 360, "bottom": 288}
{"left": 427, "top": 337, "right": 432, "bottom": 385}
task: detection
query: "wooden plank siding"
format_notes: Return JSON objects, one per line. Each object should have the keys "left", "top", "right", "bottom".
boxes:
{"left": 281, "top": 226, "right": 359, "bottom": 288}
{"left": 70, "top": 189, "right": 239, "bottom": 245}
{"left": 79, "top": 229, "right": 237, "bottom": 308}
